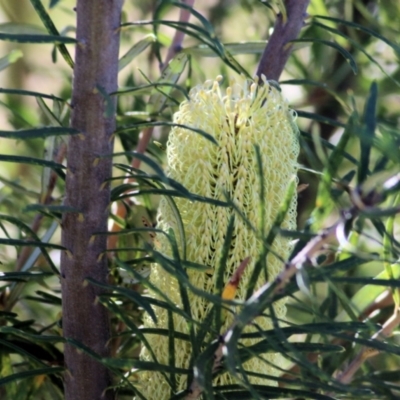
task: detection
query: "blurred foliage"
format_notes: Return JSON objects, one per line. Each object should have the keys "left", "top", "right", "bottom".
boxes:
{"left": 0, "top": 0, "right": 400, "bottom": 399}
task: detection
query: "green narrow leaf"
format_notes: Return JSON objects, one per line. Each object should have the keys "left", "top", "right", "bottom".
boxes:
{"left": 124, "top": 16, "right": 249, "bottom": 76}
{"left": 167, "top": 0, "right": 214, "bottom": 32}
{"left": 326, "top": 114, "right": 357, "bottom": 179}
{"left": 0, "top": 155, "right": 65, "bottom": 172}
{"left": 24, "top": 204, "right": 81, "bottom": 214}
{"left": 255, "top": 145, "right": 266, "bottom": 237}
{"left": 114, "top": 82, "right": 188, "bottom": 99}
{"left": 249, "top": 322, "right": 375, "bottom": 340}
{"left": 0, "top": 238, "right": 65, "bottom": 251}
{"left": 328, "top": 276, "right": 400, "bottom": 287}
{"left": 104, "top": 359, "right": 189, "bottom": 374}
{"left": 103, "top": 150, "right": 167, "bottom": 180}
{"left": 22, "top": 221, "right": 59, "bottom": 274}
{"left": 0, "top": 367, "right": 64, "bottom": 386}
{"left": 116, "top": 188, "right": 228, "bottom": 208}
{"left": 0, "top": 311, "right": 18, "bottom": 319}
{"left": 280, "top": 78, "right": 327, "bottom": 88}
{"left": 0, "top": 215, "right": 59, "bottom": 275}
{"left": 114, "top": 260, "right": 195, "bottom": 323}
{"left": 0, "top": 353, "right": 17, "bottom": 396}
{"left": 183, "top": 41, "right": 267, "bottom": 57}
{"left": 65, "top": 338, "right": 102, "bottom": 361}
{"left": 358, "top": 82, "right": 377, "bottom": 184}
{"left": 85, "top": 277, "right": 157, "bottom": 323}
{"left": 41, "top": 135, "right": 57, "bottom": 202}
{"left": 335, "top": 263, "right": 400, "bottom": 322}
{"left": 0, "top": 23, "right": 46, "bottom": 35}
{"left": 111, "top": 175, "right": 191, "bottom": 262}
{"left": 0, "top": 126, "right": 78, "bottom": 139}
{"left": 167, "top": 228, "right": 197, "bottom": 357}
{"left": 102, "top": 298, "right": 174, "bottom": 391}
{"left": 146, "top": 52, "right": 188, "bottom": 115}
{"left": 191, "top": 340, "right": 219, "bottom": 398}
{"left": 49, "top": 0, "right": 61, "bottom": 7}
{"left": 66, "top": 334, "right": 144, "bottom": 397}
{"left": 0, "top": 326, "right": 65, "bottom": 344}
{"left": 29, "top": 0, "right": 74, "bottom": 67}
{"left": 0, "top": 49, "right": 23, "bottom": 72}
{"left": 0, "top": 88, "right": 65, "bottom": 101}
{"left": 0, "top": 338, "right": 50, "bottom": 367}
{"left": 314, "top": 15, "right": 400, "bottom": 54}
{"left": 25, "top": 290, "right": 61, "bottom": 305}
{"left": 296, "top": 110, "right": 346, "bottom": 128}
{"left": 192, "top": 306, "right": 219, "bottom": 362}
{"left": 292, "top": 38, "right": 357, "bottom": 74}
{"left": 312, "top": 112, "right": 356, "bottom": 228}
{"left": 247, "top": 340, "right": 344, "bottom": 355}
{"left": 37, "top": 99, "right": 67, "bottom": 199}
{"left": 118, "top": 35, "right": 156, "bottom": 72}
{"left": 36, "top": 97, "right": 63, "bottom": 126}
{"left": 213, "top": 385, "right": 343, "bottom": 399}
{"left": 147, "top": 180, "right": 187, "bottom": 261}
{"left": 0, "top": 272, "right": 52, "bottom": 281}
{"left": 312, "top": 20, "right": 400, "bottom": 87}
{"left": 215, "top": 216, "right": 235, "bottom": 295}
{"left": 245, "top": 177, "right": 297, "bottom": 299}
{"left": 0, "top": 32, "right": 76, "bottom": 44}
{"left": 300, "top": 130, "right": 358, "bottom": 165}
{"left": 95, "top": 84, "right": 115, "bottom": 118}
{"left": 167, "top": 309, "right": 176, "bottom": 394}
{"left": 163, "top": 0, "right": 251, "bottom": 77}
{"left": 115, "top": 121, "right": 218, "bottom": 145}
{"left": 140, "top": 328, "right": 189, "bottom": 341}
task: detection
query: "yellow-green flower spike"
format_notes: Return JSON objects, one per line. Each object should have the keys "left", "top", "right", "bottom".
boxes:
{"left": 140, "top": 76, "right": 299, "bottom": 399}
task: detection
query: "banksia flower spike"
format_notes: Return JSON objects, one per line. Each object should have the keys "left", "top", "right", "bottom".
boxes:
{"left": 140, "top": 76, "right": 299, "bottom": 399}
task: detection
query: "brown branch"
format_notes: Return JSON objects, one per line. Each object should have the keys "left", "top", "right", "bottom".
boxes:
{"left": 60, "top": 1, "right": 123, "bottom": 399}
{"left": 163, "top": 0, "right": 195, "bottom": 68}
{"left": 256, "top": 0, "right": 310, "bottom": 81}
{"left": 335, "top": 305, "right": 400, "bottom": 385}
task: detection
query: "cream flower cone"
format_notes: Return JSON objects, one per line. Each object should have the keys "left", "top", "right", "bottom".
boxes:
{"left": 139, "top": 76, "right": 299, "bottom": 399}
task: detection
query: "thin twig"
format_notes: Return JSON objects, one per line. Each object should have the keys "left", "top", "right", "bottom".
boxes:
{"left": 335, "top": 305, "right": 400, "bottom": 385}
{"left": 256, "top": 0, "right": 310, "bottom": 81}
{"left": 162, "top": 0, "right": 194, "bottom": 69}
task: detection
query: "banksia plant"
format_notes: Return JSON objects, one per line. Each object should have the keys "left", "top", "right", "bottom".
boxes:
{"left": 140, "top": 76, "right": 299, "bottom": 399}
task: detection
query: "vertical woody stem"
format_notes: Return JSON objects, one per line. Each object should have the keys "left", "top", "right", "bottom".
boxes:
{"left": 60, "top": 1, "right": 122, "bottom": 399}
{"left": 256, "top": 0, "right": 310, "bottom": 80}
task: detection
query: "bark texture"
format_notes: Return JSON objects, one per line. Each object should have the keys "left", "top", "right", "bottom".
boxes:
{"left": 60, "top": 1, "right": 122, "bottom": 399}
{"left": 256, "top": 0, "right": 310, "bottom": 80}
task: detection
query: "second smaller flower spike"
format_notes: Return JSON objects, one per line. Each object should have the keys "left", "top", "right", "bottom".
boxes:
{"left": 140, "top": 76, "right": 300, "bottom": 399}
